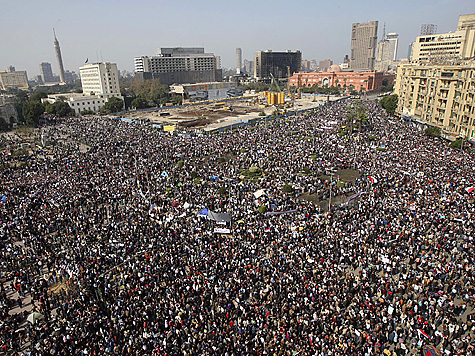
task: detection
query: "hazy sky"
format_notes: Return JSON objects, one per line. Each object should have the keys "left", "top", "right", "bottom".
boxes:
{"left": 0, "top": 0, "right": 473, "bottom": 78}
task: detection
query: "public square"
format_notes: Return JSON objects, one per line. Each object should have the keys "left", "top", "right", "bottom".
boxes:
{"left": 1, "top": 99, "right": 475, "bottom": 355}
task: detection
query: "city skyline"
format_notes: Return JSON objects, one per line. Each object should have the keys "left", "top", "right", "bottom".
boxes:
{"left": 0, "top": 0, "right": 473, "bottom": 77}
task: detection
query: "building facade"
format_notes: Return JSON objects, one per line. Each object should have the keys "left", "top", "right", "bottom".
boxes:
{"left": 42, "top": 93, "right": 113, "bottom": 115}
{"left": 289, "top": 65, "right": 394, "bottom": 92}
{"left": 0, "top": 70, "right": 29, "bottom": 90}
{"left": 134, "top": 47, "right": 222, "bottom": 85}
{"left": 253, "top": 50, "right": 301, "bottom": 79}
{"left": 350, "top": 21, "right": 378, "bottom": 71}
{"left": 410, "top": 14, "right": 475, "bottom": 63}
{"left": 394, "top": 61, "right": 475, "bottom": 140}
{"left": 375, "top": 33, "right": 399, "bottom": 71}
{"left": 79, "top": 62, "right": 120, "bottom": 97}
{"left": 319, "top": 59, "right": 333, "bottom": 72}
{"left": 243, "top": 60, "right": 254, "bottom": 74}
{"left": 40, "top": 62, "right": 55, "bottom": 83}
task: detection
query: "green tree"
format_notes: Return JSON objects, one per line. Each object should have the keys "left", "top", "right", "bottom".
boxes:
{"left": 171, "top": 94, "right": 183, "bottom": 106}
{"left": 131, "top": 97, "right": 150, "bottom": 109}
{"left": 282, "top": 184, "right": 294, "bottom": 193}
{"left": 29, "top": 91, "right": 49, "bottom": 102}
{"left": 15, "top": 91, "right": 29, "bottom": 103}
{"left": 424, "top": 126, "right": 441, "bottom": 137}
{"left": 22, "top": 101, "right": 45, "bottom": 127}
{"left": 47, "top": 101, "right": 74, "bottom": 117}
{"left": 380, "top": 94, "right": 398, "bottom": 116}
{"left": 102, "top": 97, "right": 124, "bottom": 113}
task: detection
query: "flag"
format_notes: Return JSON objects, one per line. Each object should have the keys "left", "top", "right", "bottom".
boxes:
{"left": 465, "top": 187, "right": 475, "bottom": 194}
{"left": 368, "top": 176, "right": 378, "bottom": 184}
{"left": 418, "top": 329, "right": 431, "bottom": 341}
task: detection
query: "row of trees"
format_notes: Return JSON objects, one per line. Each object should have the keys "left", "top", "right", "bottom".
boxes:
{"left": 11, "top": 90, "right": 125, "bottom": 128}
{"left": 120, "top": 78, "right": 182, "bottom": 109}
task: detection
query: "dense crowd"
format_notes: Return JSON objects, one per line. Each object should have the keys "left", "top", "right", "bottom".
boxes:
{"left": 1, "top": 99, "right": 475, "bottom": 355}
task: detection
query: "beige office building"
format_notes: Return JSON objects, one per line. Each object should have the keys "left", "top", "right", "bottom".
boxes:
{"left": 350, "top": 21, "right": 378, "bottom": 70}
{"left": 0, "top": 70, "right": 29, "bottom": 90}
{"left": 410, "top": 14, "right": 475, "bottom": 63}
{"left": 394, "top": 61, "right": 475, "bottom": 140}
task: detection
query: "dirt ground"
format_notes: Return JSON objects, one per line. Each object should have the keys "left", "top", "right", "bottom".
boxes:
{"left": 123, "top": 99, "right": 264, "bottom": 129}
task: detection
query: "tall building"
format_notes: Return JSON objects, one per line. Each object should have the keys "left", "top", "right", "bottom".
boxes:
{"left": 134, "top": 47, "right": 222, "bottom": 85}
{"left": 375, "top": 32, "right": 399, "bottom": 71}
{"left": 319, "top": 59, "right": 333, "bottom": 72}
{"left": 79, "top": 62, "right": 120, "bottom": 96}
{"left": 350, "top": 21, "right": 378, "bottom": 70}
{"left": 410, "top": 14, "right": 475, "bottom": 63}
{"left": 301, "top": 60, "right": 311, "bottom": 71}
{"left": 40, "top": 62, "right": 54, "bottom": 83}
{"left": 310, "top": 59, "right": 318, "bottom": 71}
{"left": 0, "top": 69, "right": 29, "bottom": 90}
{"left": 236, "top": 48, "right": 242, "bottom": 74}
{"left": 394, "top": 61, "right": 475, "bottom": 141}
{"left": 421, "top": 24, "right": 437, "bottom": 36}
{"left": 53, "top": 29, "right": 66, "bottom": 83}
{"left": 243, "top": 59, "right": 254, "bottom": 74}
{"left": 253, "top": 50, "right": 301, "bottom": 79}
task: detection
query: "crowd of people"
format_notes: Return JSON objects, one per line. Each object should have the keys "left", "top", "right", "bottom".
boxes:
{"left": 1, "top": 99, "right": 475, "bottom": 355}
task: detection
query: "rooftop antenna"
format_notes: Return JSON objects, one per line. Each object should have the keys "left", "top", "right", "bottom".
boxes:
{"left": 382, "top": 22, "right": 386, "bottom": 40}
{"left": 53, "top": 27, "right": 57, "bottom": 39}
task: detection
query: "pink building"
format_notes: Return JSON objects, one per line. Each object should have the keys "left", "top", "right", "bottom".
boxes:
{"left": 289, "top": 65, "right": 394, "bottom": 92}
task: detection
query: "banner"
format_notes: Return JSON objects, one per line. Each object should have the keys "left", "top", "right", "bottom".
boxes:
{"left": 265, "top": 209, "right": 298, "bottom": 216}
{"left": 163, "top": 125, "right": 175, "bottom": 132}
{"left": 207, "top": 210, "right": 231, "bottom": 223}
{"left": 214, "top": 228, "right": 231, "bottom": 234}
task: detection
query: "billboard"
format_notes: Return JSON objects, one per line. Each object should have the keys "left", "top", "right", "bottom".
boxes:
{"left": 185, "top": 83, "right": 242, "bottom": 102}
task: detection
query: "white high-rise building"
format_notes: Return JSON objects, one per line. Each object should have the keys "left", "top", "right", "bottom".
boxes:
{"left": 410, "top": 14, "right": 475, "bottom": 63}
{"left": 375, "top": 32, "right": 399, "bottom": 71}
{"left": 79, "top": 62, "right": 120, "bottom": 97}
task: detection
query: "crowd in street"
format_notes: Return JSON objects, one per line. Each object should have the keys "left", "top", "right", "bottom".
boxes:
{"left": 1, "top": 99, "right": 475, "bottom": 355}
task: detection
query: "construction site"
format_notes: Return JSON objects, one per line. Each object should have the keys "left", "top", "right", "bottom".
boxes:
{"left": 117, "top": 92, "right": 339, "bottom": 132}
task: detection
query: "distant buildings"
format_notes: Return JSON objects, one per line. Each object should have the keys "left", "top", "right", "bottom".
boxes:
{"left": 394, "top": 61, "right": 475, "bottom": 141}
{"left": 289, "top": 65, "right": 394, "bottom": 92}
{"left": 410, "top": 14, "right": 475, "bottom": 63}
{"left": 243, "top": 59, "right": 254, "bottom": 74}
{"left": 253, "top": 50, "right": 301, "bottom": 79}
{"left": 0, "top": 67, "right": 29, "bottom": 90}
{"left": 350, "top": 21, "right": 378, "bottom": 70}
{"left": 420, "top": 24, "right": 437, "bottom": 36}
{"left": 134, "top": 47, "right": 222, "bottom": 85}
{"left": 319, "top": 59, "right": 333, "bottom": 72}
{"left": 301, "top": 60, "right": 311, "bottom": 72}
{"left": 375, "top": 32, "right": 399, "bottom": 72}
{"left": 40, "top": 62, "right": 55, "bottom": 83}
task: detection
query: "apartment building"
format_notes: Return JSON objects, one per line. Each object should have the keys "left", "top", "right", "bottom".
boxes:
{"left": 394, "top": 61, "right": 475, "bottom": 140}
